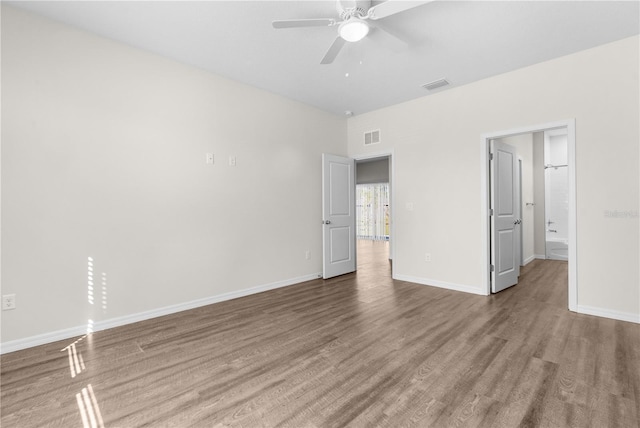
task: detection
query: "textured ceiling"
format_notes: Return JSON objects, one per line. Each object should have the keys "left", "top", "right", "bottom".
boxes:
{"left": 9, "top": 1, "right": 640, "bottom": 116}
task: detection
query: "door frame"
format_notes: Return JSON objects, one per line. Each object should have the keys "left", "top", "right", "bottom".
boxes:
{"left": 480, "top": 119, "right": 576, "bottom": 311}
{"left": 353, "top": 150, "right": 395, "bottom": 265}
{"left": 518, "top": 157, "right": 524, "bottom": 266}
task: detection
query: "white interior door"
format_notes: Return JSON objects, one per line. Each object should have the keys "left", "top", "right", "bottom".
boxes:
{"left": 322, "top": 154, "right": 356, "bottom": 279}
{"left": 490, "top": 140, "right": 520, "bottom": 292}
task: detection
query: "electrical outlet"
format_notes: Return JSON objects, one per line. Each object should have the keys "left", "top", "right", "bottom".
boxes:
{"left": 425, "top": 253, "right": 432, "bottom": 262}
{"left": 2, "top": 294, "right": 16, "bottom": 310}
{"left": 305, "top": 250, "right": 311, "bottom": 260}
{"left": 229, "top": 156, "right": 237, "bottom": 166}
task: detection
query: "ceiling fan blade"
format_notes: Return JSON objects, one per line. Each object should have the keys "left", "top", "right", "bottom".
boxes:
{"left": 367, "top": 0, "right": 433, "bottom": 20}
{"left": 272, "top": 18, "right": 336, "bottom": 29}
{"left": 370, "top": 22, "right": 410, "bottom": 49}
{"left": 368, "top": 25, "right": 411, "bottom": 52}
{"left": 320, "top": 37, "right": 347, "bottom": 64}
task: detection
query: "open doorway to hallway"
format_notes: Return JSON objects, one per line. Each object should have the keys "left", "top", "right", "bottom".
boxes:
{"left": 356, "top": 156, "right": 392, "bottom": 275}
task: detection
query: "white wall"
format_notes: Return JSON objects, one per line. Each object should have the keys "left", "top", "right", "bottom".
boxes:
{"left": 1, "top": 7, "right": 346, "bottom": 347}
{"left": 347, "top": 36, "right": 639, "bottom": 320}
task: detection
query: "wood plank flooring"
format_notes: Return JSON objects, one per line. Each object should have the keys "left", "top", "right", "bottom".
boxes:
{"left": 2, "top": 240, "right": 639, "bottom": 427}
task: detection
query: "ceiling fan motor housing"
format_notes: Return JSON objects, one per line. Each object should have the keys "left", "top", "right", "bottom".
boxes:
{"left": 337, "top": 0, "right": 371, "bottom": 19}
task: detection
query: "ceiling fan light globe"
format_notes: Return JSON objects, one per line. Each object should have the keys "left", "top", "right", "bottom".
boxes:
{"left": 339, "top": 19, "right": 369, "bottom": 42}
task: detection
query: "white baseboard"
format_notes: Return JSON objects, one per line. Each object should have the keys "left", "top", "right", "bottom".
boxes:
{"left": 523, "top": 255, "right": 536, "bottom": 266}
{"left": 535, "top": 254, "right": 546, "bottom": 260}
{"left": 0, "top": 272, "right": 322, "bottom": 354}
{"left": 7, "top": 273, "right": 636, "bottom": 354}
{"left": 0, "top": 325, "right": 93, "bottom": 355}
{"left": 577, "top": 305, "right": 640, "bottom": 324}
{"left": 393, "top": 274, "right": 487, "bottom": 296}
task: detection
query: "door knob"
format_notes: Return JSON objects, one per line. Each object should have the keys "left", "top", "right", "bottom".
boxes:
{"left": 322, "top": 220, "right": 331, "bottom": 225}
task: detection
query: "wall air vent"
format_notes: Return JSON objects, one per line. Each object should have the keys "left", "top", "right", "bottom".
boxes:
{"left": 422, "top": 78, "right": 450, "bottom": 91}
{"left": 364, "top": 130, "right": 381, "bottom": 146}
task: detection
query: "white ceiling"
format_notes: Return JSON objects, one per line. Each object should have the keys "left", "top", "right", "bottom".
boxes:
{"left": 9, "top": 1, "right": 640, "bottom": 116}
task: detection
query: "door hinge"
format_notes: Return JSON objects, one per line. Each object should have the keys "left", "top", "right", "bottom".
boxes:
{"left": 490, "top": 264, "right": 495, "bottom": 272}
{"left": 489, "top": 153, "right": 494, "bottom": 161}
{"left": 489, "top": 209, "right": 494, "bottom": 216}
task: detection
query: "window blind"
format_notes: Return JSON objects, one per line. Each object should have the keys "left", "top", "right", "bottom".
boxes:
{"left": 356, "top": 183, "right": 390, "bottom": 240}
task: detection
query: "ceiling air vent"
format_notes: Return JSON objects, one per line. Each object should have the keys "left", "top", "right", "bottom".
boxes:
{"left": 364, "top": 130, "right": 381, "bottom": 146}
{"left": 422, "top": 78, "right": 450, "bottom": 91}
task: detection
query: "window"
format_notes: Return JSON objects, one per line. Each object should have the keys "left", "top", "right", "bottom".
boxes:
{"left": 356, "top": 183, "right": 389, "bottom": 240}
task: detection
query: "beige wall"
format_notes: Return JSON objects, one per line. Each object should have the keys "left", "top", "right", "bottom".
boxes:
{"left": 347, "top": 36, "right": 639, "bottom": 319}
{"left": 1, "top": 7, "right": 346, "bottom": 345}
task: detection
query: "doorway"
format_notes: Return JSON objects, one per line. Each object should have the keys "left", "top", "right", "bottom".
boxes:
{"left": 321, "top": 152, "right": 394, "bottom": 279}
{"left": 481, "top": 120, "right": 577, "bottom": 311}
{"left": 543, "top": 128, "right": 570, "bottom": 261}
{"left": 355, "top": 153, "right": 394, "bottom": 274}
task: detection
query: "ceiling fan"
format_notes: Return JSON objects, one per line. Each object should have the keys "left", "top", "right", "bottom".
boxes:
{"left": 272, "top": 0, "right": 431, "bottom": 64}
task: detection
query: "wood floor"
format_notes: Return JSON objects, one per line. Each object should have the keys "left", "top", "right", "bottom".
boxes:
{"left": 2, "top": 240, "right": 639, "bottom": 427}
